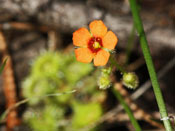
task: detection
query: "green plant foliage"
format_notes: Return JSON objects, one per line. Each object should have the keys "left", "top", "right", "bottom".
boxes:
{"left": 72, "top": 101, "right": 102, "bottom": 129}
{"left": 65, "top": 61, "right": 93, "bottom": 86}
{"left": 22, "top": 76, "right": 58, "bottom": 104}
{"left": 24, "top": 105, "right": 64, "bottom": 131}
{"left": 31, "top": 51, "right": 62, "bottom": 78}
{"left": 22, "top": 50, "right": 104, "bottom": 131}
{"left": 22, "top": 51, "right": 93, "bottom": 104}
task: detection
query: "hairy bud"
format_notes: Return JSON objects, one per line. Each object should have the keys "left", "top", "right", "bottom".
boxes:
{"left": 98, "top": 67, "right": 112, "bottom": 90}
{"left": 122, "top": 72, "right": 139, "bottom": 89}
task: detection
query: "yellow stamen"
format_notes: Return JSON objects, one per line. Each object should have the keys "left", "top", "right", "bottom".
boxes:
{"left": 93, "top": 42, "right": 101, "bottom": 49}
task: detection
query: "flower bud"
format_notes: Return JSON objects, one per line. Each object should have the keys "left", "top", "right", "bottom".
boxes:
{"left": 122, "top": 72, "right": 139, "bottom": 89}
{"left": 101, "top": 67, "right": 112, "bottom": 75}
{"left": 98, "top": 67, "right": 112, "bottom": 90}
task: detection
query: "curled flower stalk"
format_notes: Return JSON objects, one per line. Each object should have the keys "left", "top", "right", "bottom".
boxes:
{"left": 110, "top": 55, "right": 139, "bottom": 89}
{"left": 73, "top": 20, "right": 118, "bottom": 66}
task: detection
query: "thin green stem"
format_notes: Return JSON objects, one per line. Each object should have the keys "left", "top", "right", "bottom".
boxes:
{"left": 0, "top": 90, "right": 76, "bottom": 123}
{"left": 125, "top": 26, "right": 136, "bottom": 65}
{"left": 129, "top": 0, "right": 172, "bottom": 130}
{"left": 112, "top": 87, "right": 141, "bottom": 131}
{"left": 109, "top": 55, "right": 141, "bottom": 130}
{"left": 110, "top": 55, "right": 126, "bottom": 74}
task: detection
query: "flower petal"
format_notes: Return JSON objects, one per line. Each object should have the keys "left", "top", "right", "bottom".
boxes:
{"left": 75, "top": 48, "right": 93, "bottom": 63}
{"left": 94, "top": 50, "right": 110, "bottom": 66}
{"left": 73, "top": 28, "right": 91, "bottom": 47}
{"left": 102, "top": 31, "right": 118, "bottom": 50}
{"left": 89, "top": 20, "right": 107, "bottom": 37}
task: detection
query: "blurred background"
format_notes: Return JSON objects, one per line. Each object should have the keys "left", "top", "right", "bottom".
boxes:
{"left": 0, "top": 0, "right": 175, "bottom": 130}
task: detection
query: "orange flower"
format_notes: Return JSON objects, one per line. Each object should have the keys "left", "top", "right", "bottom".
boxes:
{"left": 73, "top": 20, "right": 118, "bottom": 66}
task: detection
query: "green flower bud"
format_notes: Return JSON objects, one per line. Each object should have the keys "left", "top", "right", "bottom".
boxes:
{"left": 101, "top": 67, "right": 112, "bottom": 75}
{"left": 122, "top": 72, "right": 139, "bottom": 89}
{"left": 98, "top": 67, "right": 112, "bottom": 90}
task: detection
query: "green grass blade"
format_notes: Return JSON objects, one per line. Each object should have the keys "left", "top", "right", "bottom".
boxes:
{"left": 0, "top": 58, "right": 8, "bottom": 75}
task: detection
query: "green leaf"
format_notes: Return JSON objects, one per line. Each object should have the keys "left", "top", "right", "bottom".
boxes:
{"left": 0, "top": 58, "right": 8, "bottom": 75}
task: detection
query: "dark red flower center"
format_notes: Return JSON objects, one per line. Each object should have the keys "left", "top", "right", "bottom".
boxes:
{"left": 88, "top": 37, "right": 103, "bottom": 53}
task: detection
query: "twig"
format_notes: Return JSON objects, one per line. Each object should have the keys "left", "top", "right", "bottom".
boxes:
{"left": 47, "top": 30, "right": 60, "bottom": 51}
{"left": 0, "top": 31, "right": 20, "bottom": 131}
{"left": 0, "top": 22, "right": 51, "bottom": 32}
{"left": 126, "top": 57, "right": 145, "bottom": 71}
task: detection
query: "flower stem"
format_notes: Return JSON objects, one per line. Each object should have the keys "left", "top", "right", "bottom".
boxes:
{"left": 110, "top": 55, "right": 126, "bottom": 74}
{"left": 125, "top": 25, "right": 136, "bottom": 65}
{"left": 112, "top": 86, "right": 141, "bottom": 131}
{"left": 129, "top": 0, "right": 172, "bottom": 130}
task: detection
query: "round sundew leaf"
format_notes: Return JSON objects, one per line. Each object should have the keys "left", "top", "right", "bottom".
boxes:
{"left": 72, "top": 101, "right": 102, "bottom": 129}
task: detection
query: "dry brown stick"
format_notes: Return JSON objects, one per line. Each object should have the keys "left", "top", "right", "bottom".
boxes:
{"left": 47, "top": 30, "right": 62, "bottom": 51}
{"left": 126, "top": 57, "right": 145, "bottom": 71}
{"left": 0, "top": 22, "right": 51, "bottom": 32}
{"left": 0, "top": 31, "right": 20, "bottom": 131}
